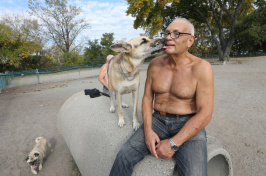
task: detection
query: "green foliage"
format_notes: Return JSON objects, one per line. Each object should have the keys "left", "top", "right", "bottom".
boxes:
{"left": 83, "top": 33, "right": 118, "bottom": 65}
{"left": 63, "top": 52, "right": 84, "bottom": 66}
{"left": 100, "top": 33, "right": 117, "bottom": 58}
{"left": 83, "top": 39, "right": 104, "bottom": 65}
{"left": 0, "top": 22, "right": 40, "bottom": 72}
{"left": 233, "top": 0, "right": 266, "bottom": 52}
{"left": 126, "top": 0, "right": 255, "bottom": 61}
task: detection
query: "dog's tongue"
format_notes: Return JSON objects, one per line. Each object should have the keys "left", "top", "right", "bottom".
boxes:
{"left": 163, "top": 46, "right": 168, "bottom": 50}
{"left": 32, "top": 165, "right": 37, "bottom": 168}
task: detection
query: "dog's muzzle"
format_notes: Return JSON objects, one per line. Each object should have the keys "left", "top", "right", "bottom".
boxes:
{"left": 152, "top": 38, "right": 165, "bottom": 47}
{"left": 29, "top": 159, "right": 39, "bottom": 168}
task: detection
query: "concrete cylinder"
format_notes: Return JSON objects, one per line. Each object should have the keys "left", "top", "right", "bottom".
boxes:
{"left": 207, "top": 136, "right": 233, "bottom": 176}
{"left": 58, "top": 91, "right": 233, "bottom": 176}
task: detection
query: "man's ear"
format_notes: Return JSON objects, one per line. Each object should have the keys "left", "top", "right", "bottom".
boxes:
{"left": 187, "top": 36, "right": 195, "bottom": 48}
{"left": 110, "top": 43, "right": 132, "bottom": 53}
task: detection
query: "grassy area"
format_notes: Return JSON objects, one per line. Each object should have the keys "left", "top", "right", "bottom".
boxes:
{"left": 72, "top": 158, "right": 82, "bottom": 176}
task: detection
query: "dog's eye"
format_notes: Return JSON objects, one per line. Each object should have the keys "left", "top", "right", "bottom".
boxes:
{"left": 140, "top": 38, "right": 148, "bottom": 45}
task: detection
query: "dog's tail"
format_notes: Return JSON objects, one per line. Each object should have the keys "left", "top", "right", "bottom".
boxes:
{"left": 35, "top": 137, "right": 43, "bottom": 143}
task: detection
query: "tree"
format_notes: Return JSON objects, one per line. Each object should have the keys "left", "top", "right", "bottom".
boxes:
{"left": 126, "top": 0, "right": 254, "bottom": 61}
{"left": 100, "top": 33, "right": 117, "bottom": 59}
{"left": 0, "top": 19, "right": 40, "bottom": 72}
{"left": 0, "top": 14, "right": 54, "bottom": 71}
{"left": 233, "top": 0, "right": 266, "bottom": 53}
{"left": 28, "top": 0, "right": 90, "bottom": 56}
{"left": 83, "top": 39, "right": 104, "bottom": 65}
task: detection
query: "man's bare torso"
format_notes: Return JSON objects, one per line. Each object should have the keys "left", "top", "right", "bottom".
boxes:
{"left": 151, "top": 55, "right": 202, "bottom": 115}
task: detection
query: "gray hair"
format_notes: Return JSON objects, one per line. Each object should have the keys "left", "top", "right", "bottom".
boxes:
{"left": 173, "top": 17, "right": 195, "bottom": 36}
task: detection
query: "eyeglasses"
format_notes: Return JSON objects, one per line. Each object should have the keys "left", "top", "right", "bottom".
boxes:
{"left": 160, "top": 32, "right": 191, "bottom": 39}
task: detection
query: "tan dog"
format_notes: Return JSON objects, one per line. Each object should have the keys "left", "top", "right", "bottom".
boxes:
{"left": 108, "top": 36, "right": 165, "bottom": 130}
{"left": 25, "top": 137, "right": 53, "bottom": 174}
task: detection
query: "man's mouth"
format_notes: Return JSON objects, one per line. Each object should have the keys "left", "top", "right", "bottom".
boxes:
{"left": 163, "top": 43, "right": 175, "bottom": 50}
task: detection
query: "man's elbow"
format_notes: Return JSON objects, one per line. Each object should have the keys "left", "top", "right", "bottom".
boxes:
{"left": 202, "top": 111, "right": 212, "bottom": 127}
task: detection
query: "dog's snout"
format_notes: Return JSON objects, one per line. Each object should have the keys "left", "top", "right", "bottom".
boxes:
{"left": 159, "top": 38, "right": 166, "bottom": 45}
{"left": 155, "top": 38, "right": 165, "bottom": 46}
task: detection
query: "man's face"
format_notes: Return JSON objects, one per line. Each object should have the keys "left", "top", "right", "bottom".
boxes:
{"left": 163, "top": 20, "right": 193, "bottom": 55}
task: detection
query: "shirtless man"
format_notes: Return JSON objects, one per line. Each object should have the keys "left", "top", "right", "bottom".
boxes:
{"left": 109, "top": 18, "right": 214, "bottom": 176}
{"left": 98, "top": 55, "right": 114, "bottom": 96}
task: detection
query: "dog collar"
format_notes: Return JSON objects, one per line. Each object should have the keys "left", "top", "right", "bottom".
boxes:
{"left": 119, "top": 61, "right": 138, "bottom": 81}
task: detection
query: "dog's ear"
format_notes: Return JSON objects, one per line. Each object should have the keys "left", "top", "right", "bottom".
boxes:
{"left": 110, "top": 43, "right": 132, "bottom": 53}
{"left": 25, "top": 156, "right": 29, "bottom": 161}
{"left": 34, "top": 153, "right": 39, "bottom": 157}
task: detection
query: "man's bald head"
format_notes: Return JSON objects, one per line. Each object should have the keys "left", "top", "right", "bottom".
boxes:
{"left": 172, "top": 17, "right": 195, "bottom": 36}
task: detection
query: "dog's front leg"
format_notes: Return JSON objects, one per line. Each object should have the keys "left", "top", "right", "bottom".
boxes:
{"left": 31, "top": 166, "right": 37, "bottom": 174}
{"left": 116, "top": 93, "right": 125, "bottom": 127}
{"left": 108, "top": 86, "right": 115, "bottom": 113}
{"left": 132, "top": 90, "right": 140, "bottom": 130}
{"left": 39, "top": 162, "right": 42, "bottom": 170}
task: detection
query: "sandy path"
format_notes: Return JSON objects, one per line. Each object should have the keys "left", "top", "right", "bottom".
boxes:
{"left": 0, "top": 56, "right": 265, "bottom": 176}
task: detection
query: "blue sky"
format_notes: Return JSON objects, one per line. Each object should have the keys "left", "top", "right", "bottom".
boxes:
{"left": 0, "top": 0, "right": 145, "bottom": 42}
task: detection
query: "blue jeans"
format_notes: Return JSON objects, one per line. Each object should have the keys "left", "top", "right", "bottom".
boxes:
{"left": 109, "top": 112, "right": 207, "bottom": 176}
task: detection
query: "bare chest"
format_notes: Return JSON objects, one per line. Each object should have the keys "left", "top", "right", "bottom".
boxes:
{"left": 152, "top": 68, "right": 197, "bottom": 99}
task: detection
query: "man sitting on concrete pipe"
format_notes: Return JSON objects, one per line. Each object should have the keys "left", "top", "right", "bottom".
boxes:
{"left": 109, "top": 17, "right": 214, "bottom": 176}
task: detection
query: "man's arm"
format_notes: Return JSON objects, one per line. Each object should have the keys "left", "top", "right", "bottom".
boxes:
{"left": 156, "top": 60, "right": 214, "bottom": 159}
{"left": 98, "top": 64, "right": 108, "bottom": 88}
{"left": 142, "top": 62, "right": 160, "bottom": 159}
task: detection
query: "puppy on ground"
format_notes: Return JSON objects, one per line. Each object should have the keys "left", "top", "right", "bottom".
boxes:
{"left": 108, "top": 36, "right": 165, "bottom": 130}
{"left": 25, "top": 137, "right": 53, "bottom": 174}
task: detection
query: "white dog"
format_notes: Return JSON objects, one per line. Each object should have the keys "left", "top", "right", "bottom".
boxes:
{"left": 25, "top": 137, "right": 53, "bottom": 174}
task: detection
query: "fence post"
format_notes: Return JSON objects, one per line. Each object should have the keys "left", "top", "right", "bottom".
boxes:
{"left": 36, "top": 69, "right": 40, "bottom": 84}
{"left": 0, "top": 75, "right": 2, "bottom": 93}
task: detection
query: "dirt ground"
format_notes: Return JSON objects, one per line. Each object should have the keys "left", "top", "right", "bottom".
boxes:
{"left": 0, "top": 56, "right": 266, "bottom": 176}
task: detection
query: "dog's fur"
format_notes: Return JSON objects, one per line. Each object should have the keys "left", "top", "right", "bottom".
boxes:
{"left": 25, "top": 137, "right": 53, "bottom": 174}
{"left": 108, "top": 36, "right": 165, "bottom": 130}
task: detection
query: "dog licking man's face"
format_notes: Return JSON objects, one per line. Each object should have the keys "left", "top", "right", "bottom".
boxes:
{"left": 128, "top": 36, "right": 165, "bottom": 58}
{"left": 26, "top": 152, "right": 40, "bottom": 169}
{"left": 110, "top": 36, "right": 165, "bottom": 59}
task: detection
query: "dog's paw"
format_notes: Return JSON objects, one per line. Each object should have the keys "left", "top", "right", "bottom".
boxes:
{"left": 122, "top": 102, "right": 129, "bottom": 108}
{"left": 31, "top": 170, "right": 37, "bottom": 174}
{"left": 133, "top": 120, "right": 140, "bottom": 131}
{"left": 110, "top": 107, "right": 115, "bottom": 113}
{"left": 39, "top": 164, "right": 42, "bottom": 170}
{"left": 118, "top": 119, "right": 125, "bottom": 127}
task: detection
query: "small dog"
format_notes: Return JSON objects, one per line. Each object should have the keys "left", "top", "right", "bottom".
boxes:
{"left": 108, "top": 36, "right": 165, "bottom": 130}
{"left": 25, "top": 137, "right": 53, "bottom": 174}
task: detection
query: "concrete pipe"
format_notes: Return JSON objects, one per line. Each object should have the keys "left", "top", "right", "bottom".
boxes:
{"left": 58, "top": 91, "right": 233, "bottom": 176}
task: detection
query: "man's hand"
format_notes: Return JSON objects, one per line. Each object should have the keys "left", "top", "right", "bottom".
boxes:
{"left": 144, "top": 130, "right": 160, "bottom": 158}
{"left": 155, "top": 139, "right": 175, "bottom": 160}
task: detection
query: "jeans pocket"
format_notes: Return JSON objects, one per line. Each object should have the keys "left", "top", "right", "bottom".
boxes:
{"left": 179, "top": 115, "right": 191, "bottom": 122}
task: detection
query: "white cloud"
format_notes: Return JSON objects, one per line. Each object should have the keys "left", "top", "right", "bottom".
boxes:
{"left": 0, "top": 0, "right": 145, "bottom": 42}
{"left": 72, "top": 0, "right": 144, "bottom": 41}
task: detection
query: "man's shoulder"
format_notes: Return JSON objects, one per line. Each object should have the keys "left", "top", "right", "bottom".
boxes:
{"left": 191, "top": 55, "right": 213, "bottom": 78}
{"left": 191, "top": 55, "right": 212, "bottom": 69}
{"left": 149, "top": 55, "right": 166, "bottom": 66}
